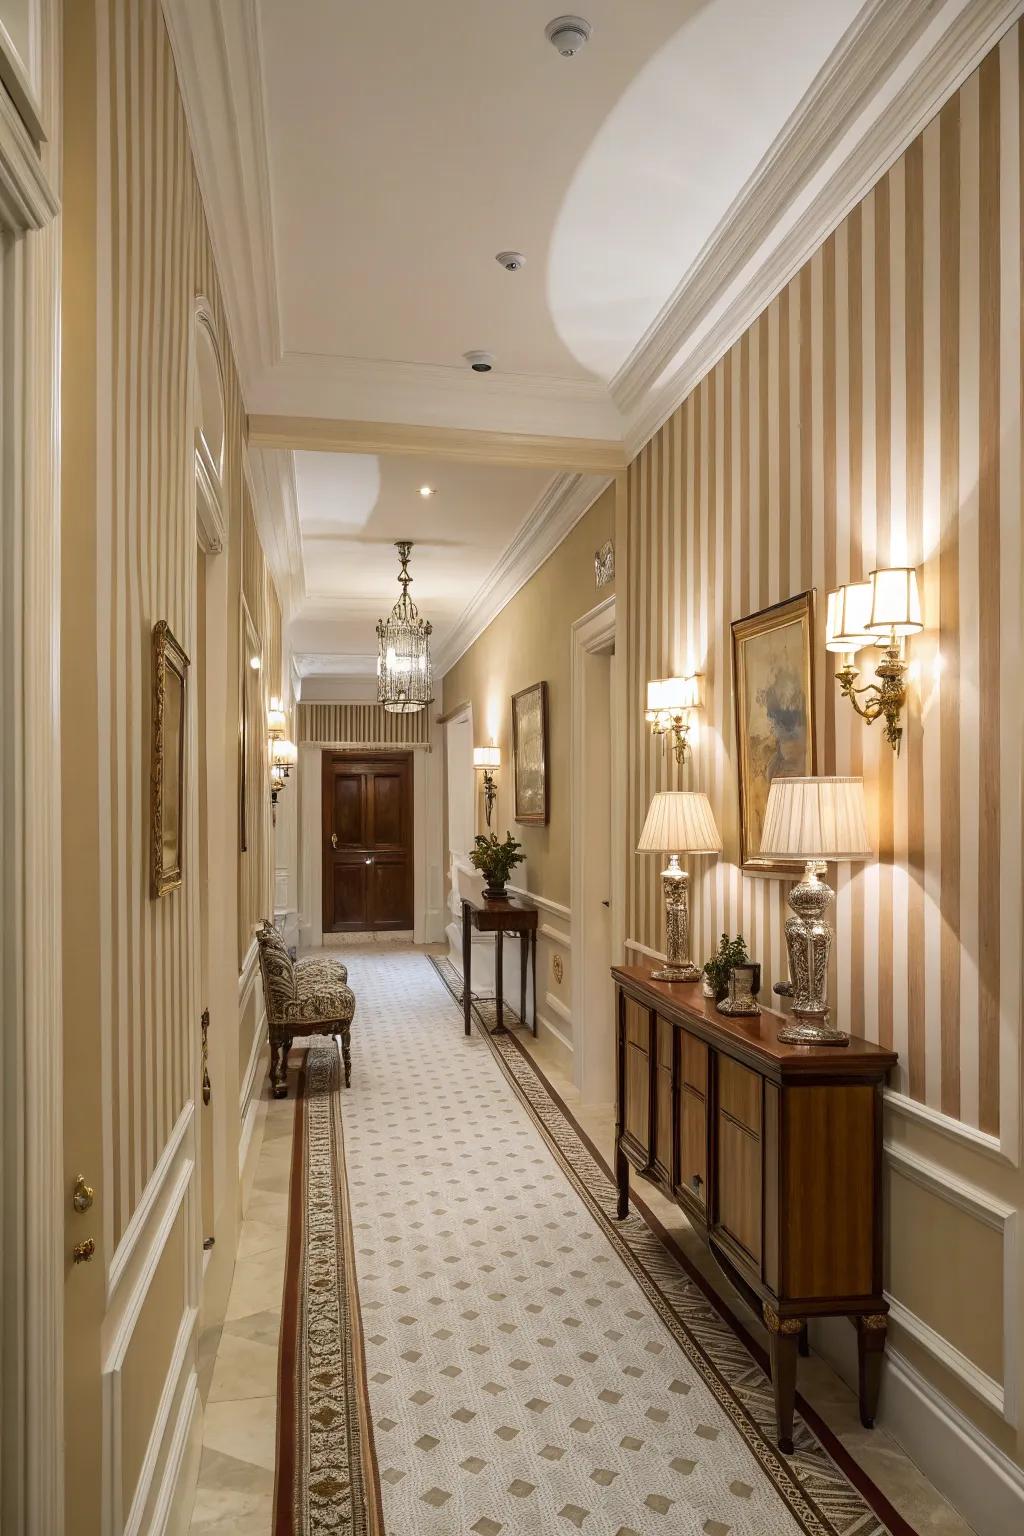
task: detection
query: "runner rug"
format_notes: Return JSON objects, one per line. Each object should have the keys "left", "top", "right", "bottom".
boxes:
{"left": 276, "top": 947, "right": 916, "bottom": 1536}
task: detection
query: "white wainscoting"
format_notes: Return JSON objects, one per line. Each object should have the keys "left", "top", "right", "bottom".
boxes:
{"left": 101, "top": 1098, "right": 199, "bottom": 1536}
{"left": 237, "top": 939, "right": 267, "bottom": 1179}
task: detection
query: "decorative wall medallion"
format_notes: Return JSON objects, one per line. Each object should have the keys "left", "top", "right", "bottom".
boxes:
{"left": 552, "top": 953, "right": 564, "bottom": 985}
{"left": 595, "top": 540, "right": 614, "bottom": 587}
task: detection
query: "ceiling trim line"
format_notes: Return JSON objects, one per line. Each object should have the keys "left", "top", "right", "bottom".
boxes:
{"left": 433, "top": 472, "right": 612, "bottom": 679}
{"left": 619, "top": 0, "right": 1024, "bottom": 457}
{"left": 246, "top": 414, "right": 626, "bottom": 474}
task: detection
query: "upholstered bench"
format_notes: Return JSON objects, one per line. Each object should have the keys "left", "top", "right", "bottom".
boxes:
{"left": 256, "top": 921, "right": 356, "bottom": 1098}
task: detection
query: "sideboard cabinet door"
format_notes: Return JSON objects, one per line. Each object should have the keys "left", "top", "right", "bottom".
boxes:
{"left": 622, "top": 998, "right": 652, "bottom": 1161}
{"left": 715, "top": 1058, "right": 764, "bottom": 1270}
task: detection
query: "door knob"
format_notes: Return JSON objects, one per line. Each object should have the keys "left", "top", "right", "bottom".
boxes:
{"left": 331, "top": 832, "right": 338, "bottom": 849}
{"left": 72, "top": 1238, "right": 96, "bottom": 1264}
{"left": 365, "top": 857, "right": 373, "bottom": 865}
{"left": 72, "top": 1174, "right": 95, "bottom": 1213}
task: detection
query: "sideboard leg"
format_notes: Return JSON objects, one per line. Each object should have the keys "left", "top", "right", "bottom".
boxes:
{"left": 855, "top": 1314, "right": 888, "bottom": 1428}
{"left": 798, "top": 1322, "right": 810, "bottom": 1358}
{"left": 615, "top": 1143, "right": 629, "bottom": 1220}
{"left": 764, "top": 1305, "right": 802, "bottom": 1454}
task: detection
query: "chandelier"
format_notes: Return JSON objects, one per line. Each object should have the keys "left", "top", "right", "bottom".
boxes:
{"left": 376, "top": 540, "right": 433, "bottom": 714}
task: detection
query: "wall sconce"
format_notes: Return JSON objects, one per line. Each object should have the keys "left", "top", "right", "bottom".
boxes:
{"left": 645, "top": 674, "right": 704, "bottom": 765}
{"left": 473, "top": 745, "right": 500, "bottom": 827}
{"left": 267, "top": 699, "right": 286, "bottom": 740}
{"left": 267, "top": 699, "right": 296, "bottom": 812}
{"left": 826, "top": 568, "right": 922, "bottom": 755}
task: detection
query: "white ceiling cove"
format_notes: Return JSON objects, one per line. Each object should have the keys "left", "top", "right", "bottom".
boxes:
{"left": 164, "top": 0, "right": 1012, "bottom": 684}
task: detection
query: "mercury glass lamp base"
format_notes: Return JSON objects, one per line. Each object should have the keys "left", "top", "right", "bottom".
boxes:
{"left": 777, "top": 1019, "right": 850, "bottom": 1047}
{"left": 650, "top": 962, "right": 701, "bottom": 984}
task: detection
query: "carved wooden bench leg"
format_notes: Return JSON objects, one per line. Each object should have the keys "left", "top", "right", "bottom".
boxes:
{"left": 340, "top": 1024, "right": 352, "bottom": 1086}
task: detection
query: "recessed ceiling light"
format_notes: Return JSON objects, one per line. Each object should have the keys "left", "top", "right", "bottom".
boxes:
{"left": 496, "top": 250, "right": 526, "bottom": 272}
{"left": 464, "top": 350, "right": 495, "bottom": 373}
{"left": 419, "top": 485, "right": 435, "bottom": 498}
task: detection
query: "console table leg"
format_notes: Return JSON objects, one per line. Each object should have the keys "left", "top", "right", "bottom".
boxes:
{"left": 798, "top": 1322, "right": 810, "bottom": 1358}
{"left": 520, "top": 932, "right": 528, "bottom": 1029}
{"left": 531, "top": 929, "right": 538, "bottom": 1036}
{"left": 615, "top": 1143, "right": 629, "bottom": 1220}
{"left": 495, "top": 929, "right": 504, "bottom": 1032}
{"left": 462, "top": 901, "right": 472, "bottom": 1037}
{"left": 855, "top": 1314, "right": 887, "bottom": 1428}
{"left": 764, "top": 1305, "right": 802, "bottom": 1454}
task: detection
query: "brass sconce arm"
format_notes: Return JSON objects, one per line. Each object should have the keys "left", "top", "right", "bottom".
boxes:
{"left": 835, "top": 643, "right": 908, "bottom": 755}
{"left": 482, "top": 768, "right": 497, "bottom": 827}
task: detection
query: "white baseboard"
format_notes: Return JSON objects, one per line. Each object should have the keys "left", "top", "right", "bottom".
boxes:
{"left": 810, "top": 1318, "right": 1024, "bottom": 1536}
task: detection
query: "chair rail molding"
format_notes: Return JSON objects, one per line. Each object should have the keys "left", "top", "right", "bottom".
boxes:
{"left": 0, "top": 0, "right": 62, "bottom": 1529}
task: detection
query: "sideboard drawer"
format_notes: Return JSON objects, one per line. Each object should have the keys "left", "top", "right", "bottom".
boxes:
{"left": 625, "top": 998, "right": 650, "bottom": 1049}
{"left": 681, "top": 1031, "right": 708, "bottom": 1096}
{"left": 656, "top": 1015, "right": 674, "bottom": 1070}
{"left": 719, "top": 1056, "right": 762, "bottom": 1136}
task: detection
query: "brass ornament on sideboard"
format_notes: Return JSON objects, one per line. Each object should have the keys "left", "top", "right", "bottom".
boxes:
{"left": 150, "top": 619, "right": 190, "bottom": 898}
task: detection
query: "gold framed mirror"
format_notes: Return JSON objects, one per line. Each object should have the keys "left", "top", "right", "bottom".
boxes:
{"left": 151, "top": 620, "right": 190, "bottom": 897}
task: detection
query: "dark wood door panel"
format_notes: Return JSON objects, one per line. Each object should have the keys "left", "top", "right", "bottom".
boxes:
{"left": 716, "top": 1114, "right": 763, "bottom": 1266}
{"left": 624, "top": 1041, "right": 650, "bottom": 1151}
{"left": 678, "top": 1086, "right": 706, "bottom": 1207}
{"left": 323, "top": 752, "right": 413, "bottom": 932}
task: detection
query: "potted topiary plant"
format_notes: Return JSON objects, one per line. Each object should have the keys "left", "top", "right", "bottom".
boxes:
{"left": 702, "top": 932, "right": 749, "bottom": 1002}
{"left": 469, "top": 831, "right": 525, "bottom": 900}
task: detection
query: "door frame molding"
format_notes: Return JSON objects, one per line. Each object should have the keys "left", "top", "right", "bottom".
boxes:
{"left": 0, "top": 1, "right": 63, "bottom": 1528}
{"left": 570, "top": 595, "right": 622, "bottom": 1103}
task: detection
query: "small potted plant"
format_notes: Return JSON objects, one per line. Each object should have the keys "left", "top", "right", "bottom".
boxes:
{"left": 702, "top": 932, "right": 749, "bottom": 1003}
{"left": 469, "top": 831, "right": 524, "bottom": 900}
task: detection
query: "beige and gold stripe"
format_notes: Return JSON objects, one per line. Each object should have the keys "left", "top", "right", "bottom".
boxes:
{"left": 625, "top": 21, "right": 1023, "bottom": 1138}
{"left": 299, "top": 702, "right": 432, "bottom": 748}
{"left": 98, "top": 0, "right": 281, "bottom": 1242}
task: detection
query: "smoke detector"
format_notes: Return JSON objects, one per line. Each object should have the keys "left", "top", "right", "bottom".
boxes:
{"left": 464, "top": 350, "right": 495, "bottom": 373}
{"left": 545, "top": 15, "right": 592, "bottom": 57}
{"left": 495, "top": 250, "right": 526, "bottom": 272}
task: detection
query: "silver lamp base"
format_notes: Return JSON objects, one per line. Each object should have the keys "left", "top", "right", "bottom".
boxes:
{"left": 776, "top": 861, "right": 850, "bottom": 1046}
{"left": 648, "top": 856, "right": 700, "bottom": 984}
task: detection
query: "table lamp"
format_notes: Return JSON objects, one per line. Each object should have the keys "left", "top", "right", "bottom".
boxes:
{"left": 758, "top": 776, "right": 872, "bottom": 1045}
{"left": 637, "top": 792, "right": 722, "bottom": 982}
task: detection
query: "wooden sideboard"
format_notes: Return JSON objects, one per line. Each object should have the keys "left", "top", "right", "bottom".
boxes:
{"left": 613, "top": 965, "right": 897, "bottom": 1453}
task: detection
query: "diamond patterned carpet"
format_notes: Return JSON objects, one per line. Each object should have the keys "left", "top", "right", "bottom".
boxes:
{"left": 279, "top": 948, "right": 913, "bottom": 1535}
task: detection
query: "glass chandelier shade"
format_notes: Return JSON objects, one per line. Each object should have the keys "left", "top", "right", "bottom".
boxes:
{"left": 376, "top": 540, "right": 434, "bottom": 714}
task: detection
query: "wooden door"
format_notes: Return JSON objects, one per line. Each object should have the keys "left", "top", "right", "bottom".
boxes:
{"left": 323, "top": 753, "right": 414, "bottom": 931}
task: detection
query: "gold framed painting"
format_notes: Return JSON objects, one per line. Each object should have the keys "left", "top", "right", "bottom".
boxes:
{"left": 151, "top": 619, "right": 190, "bottom": 897}
{"left": 731, "top": 591, "right": 816, "bottom": 872}
{"left": 512, "top": 680, "right": 549, "bottom": 826}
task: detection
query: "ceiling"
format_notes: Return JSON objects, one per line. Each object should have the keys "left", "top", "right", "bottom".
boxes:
{"left": 166, "top": 0, "right": 986, "bottom": 687}
{"left": 287, "top": 452, "right": 556, "bottom": 676}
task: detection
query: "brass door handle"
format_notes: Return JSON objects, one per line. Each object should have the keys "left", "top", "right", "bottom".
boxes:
{"left": 365, "top": 857, "right": 373, "bottom": 865}
{"left": 331, "top": 832, "right": 338, "bottom": 849}
{"left": 73, "top": 1174, "right": 95, "bottom": 1213}
{"left": 73, "top": 1238, "right": 96, "bottom": 1264}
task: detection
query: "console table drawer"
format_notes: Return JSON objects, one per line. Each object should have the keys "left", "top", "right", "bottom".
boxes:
{"left": 719, "top": 1056, "right": 762, "bottom": 1136}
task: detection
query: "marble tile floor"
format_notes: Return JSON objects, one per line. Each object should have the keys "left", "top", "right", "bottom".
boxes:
{"left": 186, "top": 945, "right": 975, "bottom": 1536}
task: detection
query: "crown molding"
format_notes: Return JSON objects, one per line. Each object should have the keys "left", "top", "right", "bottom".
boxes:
{"left": 243, "top": 445, "right": 304, "bottom": 622}
{"left": 433, "top": 472, "right": 611, "bottom": 678}
{"left": 293, "top": 652, "right": 378, "bottom": 679}
{"left": 247, "top": 413, "right": 626, "bottom": 474}
{"left": 618, "top": 0, "right": 1024, "bottom": 455}
{"left": 161, "top": 0, "right": 280, "bottom": 383}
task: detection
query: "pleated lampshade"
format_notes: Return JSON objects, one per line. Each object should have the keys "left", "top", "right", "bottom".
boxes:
{"left": 637, "top": 792, "right": 722, "bottom": 855}
{"left": 759, "top": 776, "right": 872, "bottom": 861}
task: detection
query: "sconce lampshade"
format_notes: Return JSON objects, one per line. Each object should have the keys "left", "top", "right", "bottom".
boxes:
{"left": 271, "top": 737, "right": 298, "bottom": 769}
{"left": 473, "top": 746, "right": 500, "bottom": 769}
{"left": 759, "top": 776, "right": 872, "bottom": 862}
{"left": 646, "top": 675, "right": 702, "bottom": 715}
{"left": 267, "top": 702, "right": 286, "bottom": 739}
{"left": 825, "top": 581, "right": 874, "bottom": 653}
{"left": 866, "top": 567, "right": 922, "bottom": 637}
{"left": 637, "top": 792, "right": 722, "bottom": 855}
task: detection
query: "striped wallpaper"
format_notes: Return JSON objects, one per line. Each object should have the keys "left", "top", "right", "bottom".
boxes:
{"left": 94, "top": 0, "right": 281, "bottom": 1243}
{"left": 299, "top": 701, "right": 432, "bottom": 748}
{"left": 626, "top": 21, "right": 1022, "bottom": 1140}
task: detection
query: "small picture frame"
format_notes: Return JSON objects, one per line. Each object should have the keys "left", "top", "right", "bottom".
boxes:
{"left": 511, "top": 681, "right": 549, "bottom": 826}
{"left": 151, "top": 620, "right": 189, "bottom": 897}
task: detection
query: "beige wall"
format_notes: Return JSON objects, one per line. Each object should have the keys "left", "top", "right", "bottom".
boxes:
{"left": 442, "top": 484, "right": 615, "bottom": 908}
{"left": 61, "top": 0, "right": 282, "bottom": 1523}
{"left": 623, "top": 19, "right": 1024, "bottom": 1491}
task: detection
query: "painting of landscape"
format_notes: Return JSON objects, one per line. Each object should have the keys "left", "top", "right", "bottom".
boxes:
{"left": 731, "top": 592, "right": 815, "bottom": 870}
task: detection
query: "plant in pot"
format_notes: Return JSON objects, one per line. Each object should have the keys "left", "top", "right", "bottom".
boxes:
{"left": 469, "top": 831, "right": 524, "bottom": 900}
{"left": 702, "top": 932, "right": 749, "bottom": 1002}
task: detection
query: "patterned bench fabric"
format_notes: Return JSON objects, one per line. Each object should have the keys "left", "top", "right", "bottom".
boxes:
{"left": 255, "top": 920, "right": 356, "bottom": 1095}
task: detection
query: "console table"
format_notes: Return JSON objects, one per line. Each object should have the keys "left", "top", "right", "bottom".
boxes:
{"left": 461, "top": 894, "right": 538, "bottom": 1037}
{"left": 613, "top": 964, "right": 897, "bottom": 1454}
